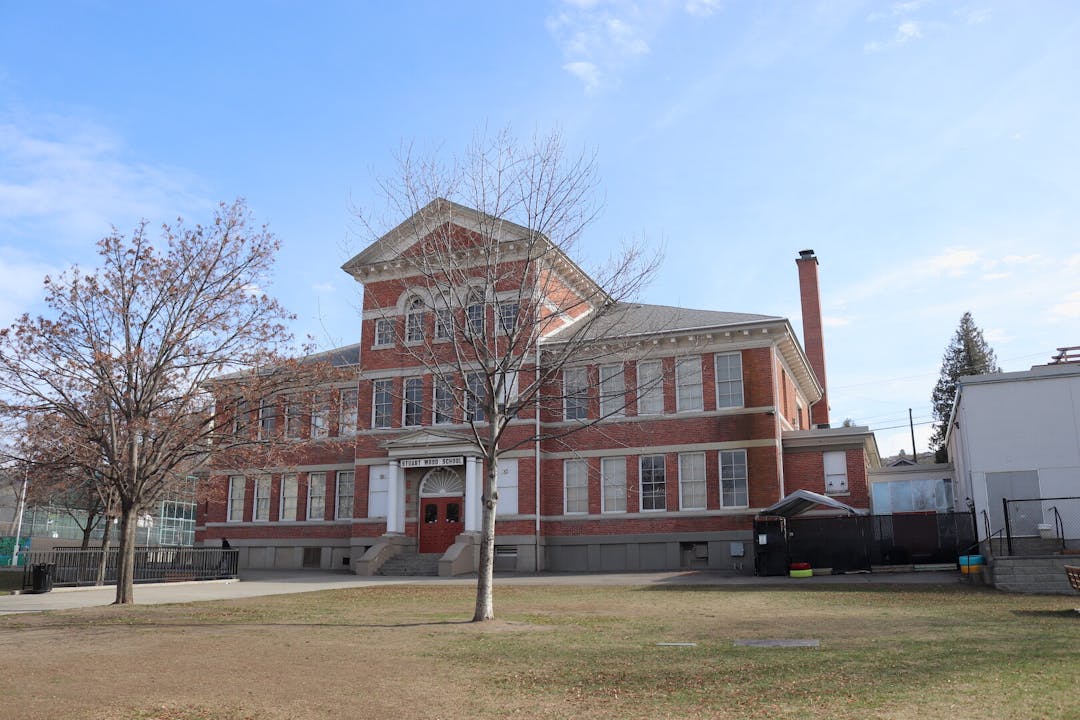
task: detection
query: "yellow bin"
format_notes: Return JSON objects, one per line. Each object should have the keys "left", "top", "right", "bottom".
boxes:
{"left": 789, "top": 568, "right": 813, "bottom": 578}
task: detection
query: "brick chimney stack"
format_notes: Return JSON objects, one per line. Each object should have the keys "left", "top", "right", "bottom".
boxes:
{"left": 796, "top": 249, "right": 829, "bottom": 427}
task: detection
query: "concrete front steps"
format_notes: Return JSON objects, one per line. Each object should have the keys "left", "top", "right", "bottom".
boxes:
{"left": 376, "top": 550, "right": 441, "bottom": 577}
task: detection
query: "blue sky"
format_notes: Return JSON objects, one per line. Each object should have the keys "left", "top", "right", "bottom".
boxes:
{"left": 2, "top": 1, "right": 1078, "bottom": 457}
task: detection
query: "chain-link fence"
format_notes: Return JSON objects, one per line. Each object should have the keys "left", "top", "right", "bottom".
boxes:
{"left": 1002, "top": 496, "right": 1080, "bottom": 556}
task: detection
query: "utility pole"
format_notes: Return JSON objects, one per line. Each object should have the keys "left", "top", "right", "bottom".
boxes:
{"left": 908, "top": 408, "right": 918, "bottom": 463}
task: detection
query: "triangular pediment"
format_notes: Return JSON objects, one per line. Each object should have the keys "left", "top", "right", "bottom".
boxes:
{"left": 342, "top": 198, "right": 537, "bottom": 273}
{"left": 381, "top": 428, "right": 480, "bottom": 455}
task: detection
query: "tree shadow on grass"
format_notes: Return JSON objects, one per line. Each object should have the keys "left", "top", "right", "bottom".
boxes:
{"left": 1011, "top": 609, "right": 1080, "bottom": 619}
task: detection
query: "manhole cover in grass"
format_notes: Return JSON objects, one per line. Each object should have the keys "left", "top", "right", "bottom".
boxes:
{"left": 734, "top": 639, "right": 820, "bottom": 648}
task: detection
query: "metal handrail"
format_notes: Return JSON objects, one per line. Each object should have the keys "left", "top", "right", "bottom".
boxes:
{"left": 1048, "top": 506, "right": 1066, "bottom": 551}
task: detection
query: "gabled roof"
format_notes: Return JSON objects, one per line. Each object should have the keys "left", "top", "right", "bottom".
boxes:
{"left": 340, "top": 198, "right": 607, "bottom": 303}
{"left": 760, "top": 489, "right": 866, "bottom": 517}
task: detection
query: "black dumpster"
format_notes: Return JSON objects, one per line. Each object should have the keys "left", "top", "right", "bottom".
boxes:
{"left": 31, "top": 563, "right": 54, "bottom": 593}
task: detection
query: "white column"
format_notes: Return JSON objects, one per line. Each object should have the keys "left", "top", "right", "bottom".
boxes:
{"left": 465, "top": 456, "right": 479, "bottom": 533}
{"left": 386, "top": 460, "right": 404, "bottom": 534}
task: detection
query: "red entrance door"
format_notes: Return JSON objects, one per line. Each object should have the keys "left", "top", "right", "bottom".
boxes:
{"left": 419, "top": 496, "right": 464, "bottom": 553}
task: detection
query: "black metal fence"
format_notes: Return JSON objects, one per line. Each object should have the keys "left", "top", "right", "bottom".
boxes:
{"left": 21, "top": 546, "right": 238, "bottom": 590}
{"left": 1002, "top": 496, "right": 1080, "bottom": 556}
{"left": 754, "top": 511, "right": 978, "bottom": 575}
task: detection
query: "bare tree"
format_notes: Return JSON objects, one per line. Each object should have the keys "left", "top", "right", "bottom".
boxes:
{"left": 0, "top": 200, "right": 304, "bottom": 603}
{"left": 350, "top": 130, "right": 659, "bottom": 620}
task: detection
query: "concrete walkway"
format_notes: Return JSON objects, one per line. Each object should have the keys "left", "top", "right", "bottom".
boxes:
{"left": 0, "top": 568, "right": 969, "bottom": 615}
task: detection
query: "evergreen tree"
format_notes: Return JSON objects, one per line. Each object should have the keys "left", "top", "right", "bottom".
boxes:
{"left": 930, "top": 312, "right": 999, "bottom": 461}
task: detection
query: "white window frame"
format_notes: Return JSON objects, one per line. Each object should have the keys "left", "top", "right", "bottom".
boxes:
{"left": 433, "top": 380, "right": 454, "bottom": 424}
{"left": 336, "top": 471, "right": 355, "bottom": 519}
{"left": 678, "top": 452, "right": 707, "bottom": 510}
{"left": 599, "top": 364, "right": 625, "bottom": 418}
{"left": 284, "top": 395, "right": 302, "bottom": 439}
{"left": 307, "top": 472, "right": 326, "bottom": 521}
{"left": 636, "top": 360, "right": 663, "bottom": 415}
{"left": 403, "top": 377, "right": 423, "bottom": 427}
{"left": 434, "top": 307, "right": 453, "bottom": 340}
{"left": 719, "top": 449, "right": 749, "bottom": 508}
{"left": 310, "top": 392, "right": 329, "bottom": 439}
{"left": 372, "top": 379, "right": 393, "bottom": 429}
{"left": 675, "top": 356, "right": 703, "bottom": 412}
{"left": 466, "top": 292, "right": 485, "bottom": 337}
{"left": 253, "top": 475, "right": 271, "bottom": 521}
{"left": 339, "top": 388, "right": 358, "bottom": 436}
{"left": 564, "top": 459, "right": 588, "bottom": 514}
{"left": 497, "top": 301, "right": 519, "bottom": 335}
{"left": 563, "top": 367, "right": 588, "bottom": 420}
{"left": 466, "top": 372, "right": 486, "bottom": 422}
{"left": 257, "top": 400, "right": 275, "bottom": 440}
{"left": 227, "top": 475, "right": 245, "bottom": 523}
{"left": 715, "top": 352, "right": 744, "bottom": 409}
{"left": 279, "top": 473, "right": 298, "bottom": 521}
{"left": 406, "top": 296, "right": 425, "bottom": 343}
{"left": 639, "top": 455, "right": 666, "bottom": 512}
{"left": 601, "top": 456, "right": 626, "bottom": 513}
{"left": 232, "top": 399, "right": 249, "bottom": 437}
{"left": 824, "top": 451, "right": 849, "bottom": 495}
{"left": 374, "top": 317, "right": 394, "bottom": 347}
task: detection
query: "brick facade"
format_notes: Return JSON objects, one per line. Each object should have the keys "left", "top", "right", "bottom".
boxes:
{"left": 196, "top": 202, "right": 877, "bottom": 573}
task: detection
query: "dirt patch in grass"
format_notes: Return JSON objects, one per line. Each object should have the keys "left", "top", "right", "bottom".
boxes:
{"left": 1, "top": 584, "right": 1076, "bottom": 720}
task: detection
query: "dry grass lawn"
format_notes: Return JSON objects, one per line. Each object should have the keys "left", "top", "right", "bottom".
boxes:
{"left": 0, "top": 583, "right": 1076, "bottom": 720}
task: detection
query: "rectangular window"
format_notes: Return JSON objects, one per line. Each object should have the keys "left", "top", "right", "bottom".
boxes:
{"left": 307, "top": 472, "right": 326, "bottom": 520}
{"left": 253, "top": 476, "right": 271, "bottom": 521}
{"left": 258, "top": 400, "right": 275, "bottom": 440}
{"left": 434, "top": 308, "right": 453, "bottom": 340}
{"left": 434, "top": 380, "right": 454, "bottom": 424}
{"left": 497, "top": 302, "right": 519, "bottom": 335}
{"left": 824, "top": 451, "right": 849, "bottom": 495}
{"left": 715, "top": 352, "right": 744, "bottom": 408}
{"left": 636, "top": 360, "right": 663, "bottom": 415}
{"left": 466, "top": 297, "right": 485, "bottom": 336}
{"left": 227, "top": 475, "right": 245, "bottom": 522}
{"left": 367, "top": 465, "right": 389, "bottom": 518}
{"left": 232, "top": 399, "right": 249, "bottom": 437}
{"left": 372, "top": 379, "right": 392, "bottom": 429}
{"left": 675, "top": 356, "right": 703, "bottom": 412}
{"left": 564, "top": 367, "right": 588, "bottom": 420}
{"left": 640, "top": 455, "right": 666, "bottom": 511}
{"left": 280, "top": 474, "right": 298, "bottom": 521}
{"left": 336, "top": 471, "right": 355, "bottom": 519}
{"left": 406, "top": 299, "right": 425, "bottom": 343}
{"left": 374, "top": 318, "right": 394, "bottom": 346}
{"left": 599, "top": 364, "right": 625, "bottom": 418}
{"left": 466, "top": 372, "right": 486, "bottom": 422}
{"left": 720, "top": 450, "right": 748, "bottom": 507}
{"left": 311, "top": 392, "right": 329, "bottom": 439}
{"left": 403, "top": 378, "right": 423, "bottom": 426}
{"left": 564, "top": 460, "right": 588, "bottom": 514}
{"left": 285, "top": 396, "right": 302, "bottom": 439}
{"left": 679, "top": 453, "right": 707, "bottom": 510}
{"left": 601, "top": 457, "right": 626, "bottom": 513}
{"left": 339, "top": 388, "right": 358, "bottom": 436}
{"left": 496, "top": 370, "right": 518, "bottom": 413}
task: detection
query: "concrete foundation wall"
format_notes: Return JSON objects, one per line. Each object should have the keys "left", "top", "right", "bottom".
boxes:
{"left": 544, "top": 530, "right": 753, "bottom": 573}
{"left": 990, "top": 555, "right": 1080, "bottom": 595}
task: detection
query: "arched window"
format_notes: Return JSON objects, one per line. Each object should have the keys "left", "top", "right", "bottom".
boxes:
{"left": 466, "top": 290, "right": 485, "bottom": 337}
{"left": 406, "top": 296, "right": 425, "bottom": 343}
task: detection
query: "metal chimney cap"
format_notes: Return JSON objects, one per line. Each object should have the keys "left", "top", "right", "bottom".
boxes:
{"left": 798, "top": 249, "right": 816, "bottom": 259}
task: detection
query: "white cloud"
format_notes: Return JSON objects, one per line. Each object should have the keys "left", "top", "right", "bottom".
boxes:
{"left": 1002, "top": 253, "right": 1040, "bottom": 265}
{"left": 956, "top": 6, "right": 992, "bottom": 25}
{"left": 896, "top": 20, "right": 923, "bottom": 43}
{"left": 980, "top": 272, "right": 1010, "bottom": 281}
{"left": 563, "top": 61, "right": 602, "bottom": 93}
{"left": 927, "top": 247, "right": 980, "bottom": 275}
{"left": 685, "top": 0, "right": 722, "bottom": 18}
{"left": 313, "top": 281, "right": 336, "bottom": 294}
{"left": 0, "top": 246, "right": 56, "bottom": 326}
{"left": 983, "top": 328, "right": 1014, "bottom": 344}
{"left": 0, "top": 115, "right": 208, "bottom": 246}
{"left": 1049, "top": 291, "right": 1080, "bottom": 321}
{"left": 823, "top": 315, "right": 852, "bottom": 328}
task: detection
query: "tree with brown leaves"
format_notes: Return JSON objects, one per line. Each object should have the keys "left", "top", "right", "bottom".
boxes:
{"left": 0, "top": 200, "right": 301, "bottom": 603}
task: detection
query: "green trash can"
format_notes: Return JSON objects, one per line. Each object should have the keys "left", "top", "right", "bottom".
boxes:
{"left": 31, "top": 563, "right": 54, "bottom": 593}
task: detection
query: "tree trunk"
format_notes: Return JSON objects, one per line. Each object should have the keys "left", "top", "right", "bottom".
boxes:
{"left": 472, "top": 451, "right": 498, "bottom": 622}
{"left": 114, "top": 503, "right": 137, "bottom": 604}
{"left": 96, "top": 518, "right": 112, "bottom": 586}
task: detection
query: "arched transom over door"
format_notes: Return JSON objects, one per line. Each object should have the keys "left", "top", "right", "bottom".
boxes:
{"left": 418, "top": 467, "right": 464, "bottom": 554}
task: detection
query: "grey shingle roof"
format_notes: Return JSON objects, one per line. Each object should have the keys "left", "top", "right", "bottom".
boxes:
{"left": 542, "top": 302, "right": 783, "bottom": 343}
